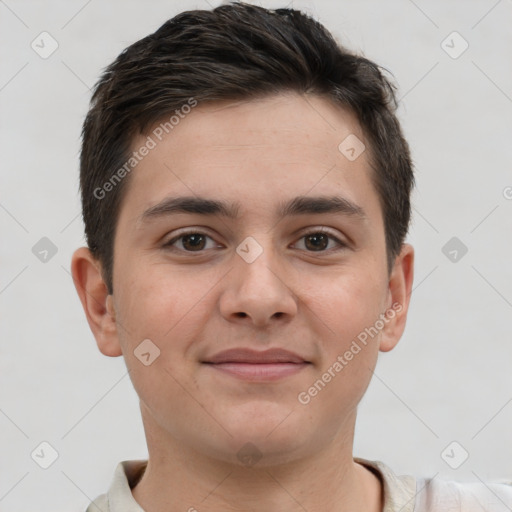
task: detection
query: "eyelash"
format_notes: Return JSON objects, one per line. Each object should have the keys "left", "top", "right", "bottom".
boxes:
{"left": 162, "top": 228, "right": 347, "bottom": 254}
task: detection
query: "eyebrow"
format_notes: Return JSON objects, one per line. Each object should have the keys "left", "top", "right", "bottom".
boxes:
{"left": 140, "top": 195, "right": 366, "bottom": 222}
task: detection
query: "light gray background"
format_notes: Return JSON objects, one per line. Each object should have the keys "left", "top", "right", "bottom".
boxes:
{"left": 1, "top": 0, "right": 511, "bottom": 510}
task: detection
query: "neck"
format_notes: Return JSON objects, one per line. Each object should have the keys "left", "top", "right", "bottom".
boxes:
{"left": 131, "top": 408, "right": 383, "bottom": 512}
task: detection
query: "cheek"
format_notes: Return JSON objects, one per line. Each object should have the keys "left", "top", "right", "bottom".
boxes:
{"left": 296, "top": 270, "right": 385, "bottom": 406}
{"left": 302, "top": 269, "right": 386, "bottom": 344}
{"left": 112, "top": 268, "right": 207, "bottom": 425}
{"left": 115, "top": 255, "right": 190, "bottom": 327}
{"left": 112, "top": 261, "right": 218, "bottom": 372}
{"left": 298, "top": 292, "right": 383, "bottom": 417}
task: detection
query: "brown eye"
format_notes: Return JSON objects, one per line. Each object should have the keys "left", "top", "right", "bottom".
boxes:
{"left": 180, "top": 233, "right": 207, "bottom": 251}
{"left": 164, "top": 231, "right": 217, "bottom": 252}
{"left": 304, "top": 233, "right": 330, "bottom": 251}
{"left": 294, "top": 230, "right": 346, "bottom": 252}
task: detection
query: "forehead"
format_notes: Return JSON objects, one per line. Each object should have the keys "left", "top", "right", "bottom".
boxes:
{"left": 118, "top": 92, "right": 379, "bottom": 225}
{"left": 146, "top": 93, "right": 364, "bottom": 163}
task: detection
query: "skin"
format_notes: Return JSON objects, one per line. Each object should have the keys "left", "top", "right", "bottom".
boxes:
{"left": 72, "top": 92, "right": 414, "bottom": 512}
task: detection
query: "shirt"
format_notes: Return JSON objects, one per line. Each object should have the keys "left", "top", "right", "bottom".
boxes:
{"left": 85, "top": 457, "right": 512, "bottom": 512}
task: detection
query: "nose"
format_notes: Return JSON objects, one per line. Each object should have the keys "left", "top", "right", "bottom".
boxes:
{"left": 218, "top": 241, "right": 298, "bottom": 328}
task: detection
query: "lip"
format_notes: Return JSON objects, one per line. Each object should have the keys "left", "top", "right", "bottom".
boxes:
{"left": 202, "top": 348, "right": 311, "bottom": 381}
{"left": 203, "top": 348, "right": 308, "bottom": 364}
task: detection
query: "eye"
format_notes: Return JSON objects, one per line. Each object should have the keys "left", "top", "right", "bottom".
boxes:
{"left": 162, "top": 228, "right": 347, "bottom": 254}
{"left": 163, "top": 231, "right": 219, "bottom": 252}
{"left": 294, "top": 229, "right": 346, "bottom": 252}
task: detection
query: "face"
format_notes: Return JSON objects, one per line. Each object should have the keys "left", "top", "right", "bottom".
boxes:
{"left": 77, "top": 92, "right": 413, "bottom": 467}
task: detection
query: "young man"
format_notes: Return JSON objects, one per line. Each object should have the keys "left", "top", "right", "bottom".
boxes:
{"left": 71, "top": 3, "right": 512, "bottom": 511}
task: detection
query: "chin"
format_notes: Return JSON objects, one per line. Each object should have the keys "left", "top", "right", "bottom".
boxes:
{"left": 214, "top": 434, "right": 310, "bottom": 469}
{"left": 216, "top": 415, "right": 311, "bottom": 467}
{"left": 223, "top": 401, "right": 297, "bottom": 435}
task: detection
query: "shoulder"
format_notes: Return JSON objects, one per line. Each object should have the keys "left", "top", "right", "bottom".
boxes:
{"left": 355, "top": 457, "right": 512, "bottom": 512}
{"left": 415, "top": 475, "right": 512, "bottom": 511}
{"left": 85, "top": 492, "right": 109, "bottom": 512}
{"left": 84, "top": 459, "right": 147, "bottom": 512}
{"left": 355, "top": 457, "right": 417, "bottom": 512}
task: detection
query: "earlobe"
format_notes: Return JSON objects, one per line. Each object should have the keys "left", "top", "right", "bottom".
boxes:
{"left": 71, "top": 247, "right": 123, "bottom": 357}
{"left": 379, "top": 243, "right": 414, "bottom": 353}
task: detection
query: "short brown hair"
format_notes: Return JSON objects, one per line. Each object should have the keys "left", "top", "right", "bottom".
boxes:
{"left": 79, "top": 1, "right": 414, "bottom": 293}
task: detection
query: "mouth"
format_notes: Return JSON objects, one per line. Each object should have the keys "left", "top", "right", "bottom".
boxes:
{"left": 202, "top": 348, "right": 311, "bottom": 381}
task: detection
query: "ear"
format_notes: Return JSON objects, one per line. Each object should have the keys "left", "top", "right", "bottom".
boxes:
{"left": 379, "top": 243, "right": 414, "bottom": 352}
{"left": 71, "top": 247, "right": 122, "bottom": 357}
